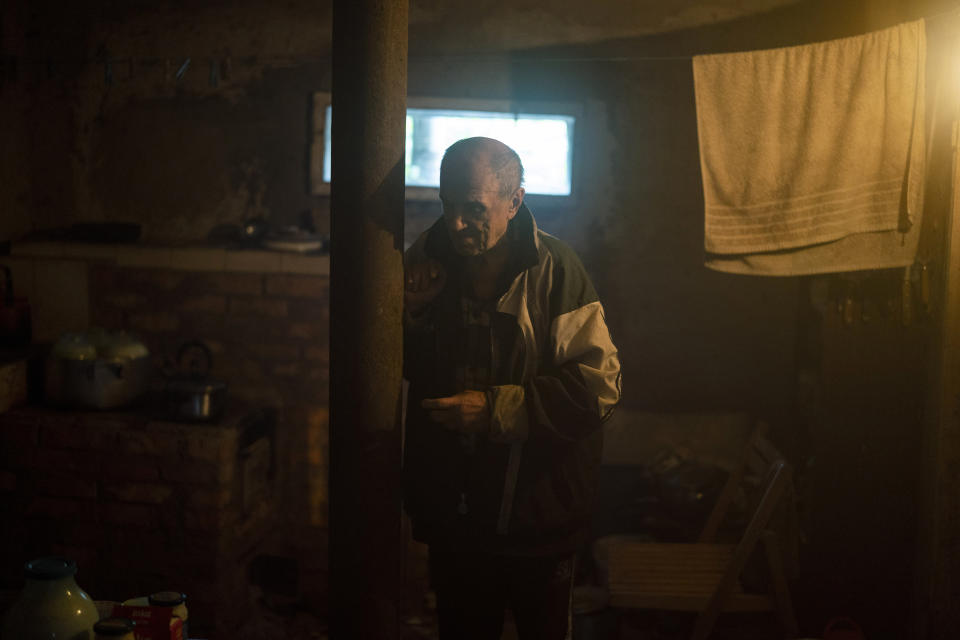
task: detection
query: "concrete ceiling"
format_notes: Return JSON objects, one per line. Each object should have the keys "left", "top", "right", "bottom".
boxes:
{"left": 409, "top": 0, "right": 806, "bottom": 51}
{"left": 20, "top": 0, "right": 807, "bottom": 59}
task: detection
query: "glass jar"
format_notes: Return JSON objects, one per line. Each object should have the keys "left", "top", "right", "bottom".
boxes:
{"left": 1, "top": 557, "right": 100, "bottom": 640}
{"left": 148, "top": 591, "right": 188, "bottom": 638}
{"left": 93, "top": 618, "right": 135, "bottom": 640}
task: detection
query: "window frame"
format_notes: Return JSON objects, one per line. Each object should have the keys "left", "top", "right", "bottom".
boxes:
{"left": 310, "top": 92, "right": 583, "bottom": 206}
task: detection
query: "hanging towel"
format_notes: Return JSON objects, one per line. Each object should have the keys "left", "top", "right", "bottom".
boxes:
{"left": 704, "top": 222, "right": 921, "bottom": 276}
{"left": 693, "top": 19, "right": 926, "bottom": 273}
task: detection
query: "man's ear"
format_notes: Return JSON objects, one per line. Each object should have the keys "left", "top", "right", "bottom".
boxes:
{"left": 509, "top": 188, "right": 526, "bottom": 218}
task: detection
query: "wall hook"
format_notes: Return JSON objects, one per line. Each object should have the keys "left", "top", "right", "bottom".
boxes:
{"left": 208, "top": 59, "right": 219, "bottom": 88}
{"left": 175, "top": 57, "right": 191, "bottom": 81}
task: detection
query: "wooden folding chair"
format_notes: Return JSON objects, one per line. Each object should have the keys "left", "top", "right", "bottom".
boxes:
{"left": 604, "top": 423, "right": 800, "bottom": 640}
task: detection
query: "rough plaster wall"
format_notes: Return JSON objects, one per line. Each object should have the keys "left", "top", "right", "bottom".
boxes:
{"left": 503, "top": 51, "right": 798, "bottom": 415}
{"left": 72, "top": 2, "right": 333, "bottom": 244}
{"left": 2, "top": 0, "right": 807, "bottom": 245}
{"left": 3, "top": 0, "right": 957, "bottom": 630}
{"left": 0, "top": 3, "right": 86, "bottom": 239}
{"left": 507, "top": 2, "right": 954, "bottom": 636}
{"left": 3, "top": 0, "right": 947, "bottom": 244}
{"left": 0, "top": 2, "right": 84, "bottom": 242}
{"left": 2, "top": 0, "right": 334, "bottom": 244}
{"left": 597, "top": 63, "right": 797, "bottom": 412}
{"left": 86, "top": 64, "right": 328, "bottom": 243}
{"left": 631, "top": 5, "right": 949, "bottom": 638}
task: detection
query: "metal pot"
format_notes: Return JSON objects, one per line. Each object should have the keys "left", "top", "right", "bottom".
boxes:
{"left": 45, "top": 330, "right": 152, "bottom": 410}
{"left": 45, "top": 354, "right": 152, "bottom": 410}
{"left": 164, "top": 341, "right": 227, "bottom": 422}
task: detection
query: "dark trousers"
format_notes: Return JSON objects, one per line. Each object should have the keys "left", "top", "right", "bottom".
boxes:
{"left": 430, "top": 548, "right": 575, "bottom": 640}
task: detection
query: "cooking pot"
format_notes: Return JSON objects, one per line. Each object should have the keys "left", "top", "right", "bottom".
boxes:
{"left": 0, "top": 265, "right": 32, "bottom": 348}
{"left": 164, "top": 340, "right": 227, "bottom": 422}
{"left": 45, "top": 331, "right": 151, "bottom": 410}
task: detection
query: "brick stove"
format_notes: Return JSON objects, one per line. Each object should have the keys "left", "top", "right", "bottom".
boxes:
{"left": 0, "top": 243, "right": 332, "bottom": 634}
{"left": 0, "top": 402, "right": 278, "bottom": 638}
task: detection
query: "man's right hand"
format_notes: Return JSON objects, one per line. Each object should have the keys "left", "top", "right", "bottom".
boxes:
{"left": 405, "top": 259, "right": 446, "bottom": 316}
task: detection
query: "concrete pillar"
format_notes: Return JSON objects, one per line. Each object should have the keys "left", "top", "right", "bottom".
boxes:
{"left": 329, "top": 0, "right": 407, "bottom": 637}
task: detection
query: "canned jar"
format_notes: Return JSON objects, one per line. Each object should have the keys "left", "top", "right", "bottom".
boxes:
{"left": 148, "top": 591, "right": 188, "bottom": 637}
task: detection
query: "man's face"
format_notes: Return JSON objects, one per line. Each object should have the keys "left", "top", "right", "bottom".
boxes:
{"left": 439, "top": 158, "right": 523, "bottom": 257}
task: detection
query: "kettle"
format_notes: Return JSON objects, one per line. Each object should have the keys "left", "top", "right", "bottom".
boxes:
{"left": 163, "top": 340, "right": 227, "bottom": 422}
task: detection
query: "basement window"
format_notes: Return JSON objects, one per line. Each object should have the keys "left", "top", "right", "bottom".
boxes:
{"left": 311, "top": 94, "right": 579, "bottom": 200}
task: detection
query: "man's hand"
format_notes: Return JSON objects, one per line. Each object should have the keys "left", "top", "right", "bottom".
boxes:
{"left": 405, "top": 259, "right": 446, "bottom": 316}
{"left": 422, "top": 391, "right": 489, "bottom": 434}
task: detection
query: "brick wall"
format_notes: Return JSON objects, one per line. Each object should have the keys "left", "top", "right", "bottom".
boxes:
{"left": 0, "top": 404, "right": 275, "bottom": 637}
{"left": 1, "top": 247, "right": 331, "bottom": 620}
{"left": 87, "top": 265, "right": 330, "bottom": 528}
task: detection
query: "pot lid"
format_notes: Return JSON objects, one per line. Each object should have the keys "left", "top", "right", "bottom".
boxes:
{"left": 148, "top": 591, "right": 186, "bottom": 606}
{"left": 167, "top": 376, "right": 227, "bottom": 394}
{"left": 25, "top": 556, "right": 77, "bottom": 580}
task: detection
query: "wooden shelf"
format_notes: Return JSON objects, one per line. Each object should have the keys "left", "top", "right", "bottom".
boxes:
{"left": 9, "top": 242, "right": 329, "bottom": 276}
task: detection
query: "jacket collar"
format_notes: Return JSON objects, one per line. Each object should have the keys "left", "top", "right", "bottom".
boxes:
{"left": 423, "top": 202, "right": 541, "bottom": 276}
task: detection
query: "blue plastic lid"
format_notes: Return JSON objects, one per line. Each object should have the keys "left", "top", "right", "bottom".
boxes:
{"left": 24, "top": 557, "right": 78, "bottom": 580}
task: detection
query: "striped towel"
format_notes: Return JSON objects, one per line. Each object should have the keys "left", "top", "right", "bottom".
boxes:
{"left": 693, "top": 19, "right": 926, "bottom": 263}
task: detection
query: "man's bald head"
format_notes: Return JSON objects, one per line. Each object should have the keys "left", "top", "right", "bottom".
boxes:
{"left": 437, "top": 137, "right": 526, "bottom": 257}
{"left": 440, "top": 137, "right": 524, "bottom": 199}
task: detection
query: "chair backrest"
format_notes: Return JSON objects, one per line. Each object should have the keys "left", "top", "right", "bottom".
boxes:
{"left": 697, "top": 422, "right": 789, "bottom": 543}
{"left": 601, "top": 420, "right": 800, "bottom": 639}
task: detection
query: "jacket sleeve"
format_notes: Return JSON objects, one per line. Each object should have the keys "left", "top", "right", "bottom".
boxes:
{"left": 487, "top": 256, "right": 621, "bottom": 445}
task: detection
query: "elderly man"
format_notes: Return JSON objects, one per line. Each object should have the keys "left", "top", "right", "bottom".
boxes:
{"left": 403, "top": 137, "right": 621, "bottom": 639}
